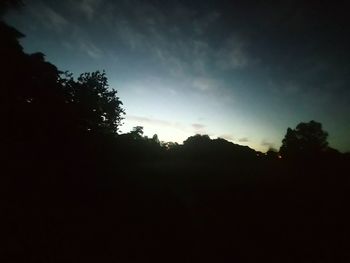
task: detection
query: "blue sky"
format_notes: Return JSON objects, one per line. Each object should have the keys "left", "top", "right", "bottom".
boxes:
{"left": 6, "top": 0, "right": 350, "bottom": 152}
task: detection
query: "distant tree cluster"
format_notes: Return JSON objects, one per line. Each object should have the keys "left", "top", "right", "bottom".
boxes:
{"left": 3, "top": 3, "right": 344, "bottom": 168}
{"left": 280, "top": 120, "right": 331, "bottom": 160}
{"left": 3, "top": 1, "right": 345, "bottom": 166}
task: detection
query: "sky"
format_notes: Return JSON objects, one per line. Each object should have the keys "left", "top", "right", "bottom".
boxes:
{"left": 5, "top": 0, "right": 350, "bottom": 152}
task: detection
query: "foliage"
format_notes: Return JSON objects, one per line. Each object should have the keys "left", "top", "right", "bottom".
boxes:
{"left": 280, "top": 120, "right": 329, "bottom": 159}
{"left": 2, "top": 14, "right": 124, "bottom": 160}
{"left": 182, "top": 134, "right": 257, "bottom": 161}
{"left": 4, "top": 11, "right": 350, "bottom": 262}
{"left": 129, "top": 126, "right": 144, "bottom": 139}
{"left": 60, "top": 71, "right": 125, "bottom": 135}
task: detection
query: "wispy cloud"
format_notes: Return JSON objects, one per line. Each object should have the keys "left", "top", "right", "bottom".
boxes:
{"left": 238, "top": 137, "right": 249, "bottom": 142}
{"left": 219, "top": 134, "right": 234, "bottom": 141}
{"left": 30, "top": 3, "right": 68, "bottom": 32}
{"left": 115, "top": 19, "right": 145, "bottom": 50}
{"left": 61, "top": 32, "right": 103, "bottom": 59}
{"left": 70, "top": 0, "right": 101, "bottom": 20}
{"left": 192, "top": 77, "right": 221, "bottom": 92}
{"left": 79, "top": 41, "right": 103, "bottom": 59}
{"left": 215, "top": 37, "right": 251, "bottom": 70}
{"left": 261, "top": 139, "right": 275, "bottom": 148}
{"left": 126, "top": 115, "right": 185, "bottom": 131}
{"left": 193, "top": 11, "right": 221, "bottom": 35}
{"left": 268, "top": 80, "right": 301, "bottom": 97}
{"left": 106, "top": 1, "right": 218, "bottom": 80}
{"left": 192, "top": 123, "right": 205, "bottom": 130}
{"left": 127, "top": 115, "right": 172, "bottom": 127}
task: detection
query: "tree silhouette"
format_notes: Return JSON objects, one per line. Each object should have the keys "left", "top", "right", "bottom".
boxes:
{"left": 266, "top": 147, "right": 279, "bottom": 160}
{"left": 129, "top": 126, "right": 144, "bottom": 139}
{"left": 60, "top": 71, "right": 125, "bottom": 135}
{"left": 152, "top": 134, "right": 160, "bottom": 145}
{"left": 2, "top": 24, "right": 67, "bottom": 144}
{"left": 3, "top": 3, "right": 350, "bottom": 261}
{"left": 183, "top": 134, "right": 211, "bottom": 146}
{"left": 279, "top": 120, "right": 329, "bottom": 159}
{"left": 2, "top": 6, "right": 125, "bottom": 166}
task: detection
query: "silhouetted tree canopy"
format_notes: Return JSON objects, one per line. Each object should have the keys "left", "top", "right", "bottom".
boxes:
{"left": 183, "top": 134, "right": 211, "bottom": 146}
{"left": 279, "top": 120, "right": 329, "bottom": 159}
{"left": 182, "top": 134, "right": 257, "bottom": 161}
{"left": 2, "top": 13, "right": 125, "bottom": 164}
{"left": 152, "top": 134, "right": 160, "bottom": 144}
{"left": 4, "top": 8, "right": 350, "bottom": 262}
{"left": 60, "top": 71, "right": 125, "bottom": 135}
{"left": 266, "top": 147, "right": 279, "bottom": 160}
{"left": 130, "top": 126, "right": 144, "bottom": 139}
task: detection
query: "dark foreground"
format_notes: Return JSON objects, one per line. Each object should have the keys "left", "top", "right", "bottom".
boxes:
{"left": 2, "top": 3, "right": 350, "bottom": 261}
{"left": 4, "top": 149, "right": 350, "bottom": 263}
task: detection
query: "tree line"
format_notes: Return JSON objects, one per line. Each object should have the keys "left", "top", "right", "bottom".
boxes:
{"left": 3, "top": 2, "right": 350, "bottom": 262}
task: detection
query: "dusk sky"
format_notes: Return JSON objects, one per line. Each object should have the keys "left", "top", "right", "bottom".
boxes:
{"left": 6, "top": 0, "right": 350, "bottom": 152}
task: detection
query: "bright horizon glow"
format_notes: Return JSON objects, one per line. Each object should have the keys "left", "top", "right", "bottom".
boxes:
{"left": 5, "top": 0, "right": 350, "bottom": 153}
{"left": 120, "top": 114, "right": 267, "bottom": 151}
